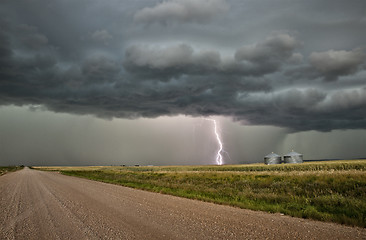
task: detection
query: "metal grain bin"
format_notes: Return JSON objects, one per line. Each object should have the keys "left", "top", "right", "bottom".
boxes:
{"left": 283, "top": 150, "right": 303, "bottom": 164}
{"left": 264, "top": 152, "right": 281, "bottom": 165}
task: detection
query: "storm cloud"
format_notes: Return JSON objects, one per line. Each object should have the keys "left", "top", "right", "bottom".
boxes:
{"left": 0, "top": 0, "right": 366, "bottom": 133}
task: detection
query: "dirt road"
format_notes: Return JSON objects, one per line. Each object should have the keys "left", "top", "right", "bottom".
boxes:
{"left": 0, "top": 168, "right": 364, "bottom": 239}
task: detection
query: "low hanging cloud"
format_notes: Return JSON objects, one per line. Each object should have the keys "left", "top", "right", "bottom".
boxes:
{"left": 134, "top": 0, "right": 229, "bottom": 24}
{"left": 239, "top": 87, "right": 366, "bottom": 131}
{"left": 309, "top": 48, "right": 365, "bottom": 81}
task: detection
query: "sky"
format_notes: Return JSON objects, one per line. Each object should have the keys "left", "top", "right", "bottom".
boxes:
{"left": 0, "top": 0, "right": 365, "bottom": 166}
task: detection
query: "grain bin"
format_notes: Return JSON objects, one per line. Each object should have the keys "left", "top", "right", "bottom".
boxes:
{"left": 283, "top": 150, "right": 303, "bottom": 164}
{"left": 264, "top": 152, "right": 282, "bottom": 165}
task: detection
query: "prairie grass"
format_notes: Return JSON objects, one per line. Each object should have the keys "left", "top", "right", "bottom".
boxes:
{"left": 0, "top": 166, "right": 24, "bottom": 176}
{"left": 35, "top": 160, "right": 366, "bottom": 227}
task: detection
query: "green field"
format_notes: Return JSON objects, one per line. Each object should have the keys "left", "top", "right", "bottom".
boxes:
{"left": 0, "top": 166, "right": 24, "bottom": 176}
{"left": 34, "top": 160, "right": 366, "bottom": 227}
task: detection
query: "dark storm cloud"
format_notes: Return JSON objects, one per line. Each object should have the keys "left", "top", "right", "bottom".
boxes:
{"left": 1, "top": 0, "right": 366, "bottom": 132}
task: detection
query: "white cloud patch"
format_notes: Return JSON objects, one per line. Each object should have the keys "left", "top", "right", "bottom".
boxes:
{"left": 273, "top": 88, "right": 326, "bottom": 111}
{"left": 134, "top": 0, "right": 229, "bottom": 24}
{"left": 17, "top": 24, "right": 49, "bottom": 50}
{"left": 125, "top": 44, "right": 196, "bottom": 69}
{"left": 235, "top": 33, "right": 300, "bottom": 63}
{"left": 82, "top": 55, "right": 120, "bottom": 83}
{"left": 317, "top": 87, "right": 366, "bottom": 111}
{"left": 124, "top": 33, "right": 301, "bottom": 77}
{"left": 91, "top": 29, "right": 113, "bottom": 45}
{"left": 287, "top": 53, "right": 304, "bottom": 64}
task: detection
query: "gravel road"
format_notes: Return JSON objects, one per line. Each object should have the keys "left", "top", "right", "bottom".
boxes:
{"left": 0, "top": 167, "right": 365, "bottom": 240}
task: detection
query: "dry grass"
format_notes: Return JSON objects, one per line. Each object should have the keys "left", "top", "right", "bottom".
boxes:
{"left": 32, "top": 166, "right": 108, "bottom": 171}
{"left": 0, "top": 166, "right": 24, "bottom": 176}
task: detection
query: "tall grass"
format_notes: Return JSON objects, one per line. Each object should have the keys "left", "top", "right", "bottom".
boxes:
{"left": 36, "top": 160, "right": 366, "bottom": 227}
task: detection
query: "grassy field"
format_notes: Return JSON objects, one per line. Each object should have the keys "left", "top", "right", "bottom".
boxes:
{"left": 34, "top": 160, "right": 366, "bottom": 227}
{"left": 0, "top": 166, "right": 24, "bottom": 176}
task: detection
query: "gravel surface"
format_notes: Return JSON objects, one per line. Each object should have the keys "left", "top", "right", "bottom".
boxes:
{"left": 0, "top": 167, "right": 365, "bottom": 240}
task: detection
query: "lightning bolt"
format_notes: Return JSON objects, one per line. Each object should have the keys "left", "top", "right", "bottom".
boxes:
{"left": 204, "top": 118, "right": 229, "bottom": 165}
